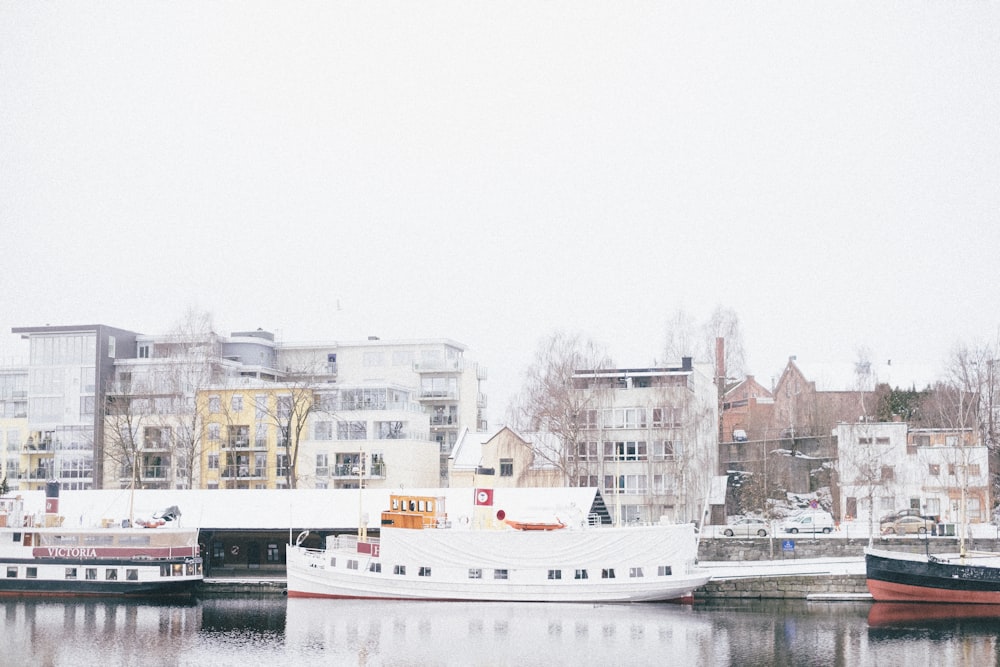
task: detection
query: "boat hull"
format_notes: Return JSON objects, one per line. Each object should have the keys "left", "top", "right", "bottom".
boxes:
{"left": 866, "top": 549, "right": 1000, "bottom": 604}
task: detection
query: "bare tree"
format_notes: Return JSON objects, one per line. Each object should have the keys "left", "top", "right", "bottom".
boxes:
{"left": 702, "top": 305, "right": 747, "bottom": 380}
{"left": 507, "top": 331, "right": 612, "bottom": 485}
{"left": 102, "top": 371, "right": 145, "bottom": 491}
{"left": 662, "top": 309, "right": 699, "bottom": 363}
{"left": 254, "top": 379, "right": 318, "bottom": 489}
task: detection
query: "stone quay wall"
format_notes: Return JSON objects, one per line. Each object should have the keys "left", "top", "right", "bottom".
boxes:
{"left": 698, "top": 535, "right": 1000, "bottom": 562}
{"left": 698, "top": 573, "right": 869, "bottom": 599}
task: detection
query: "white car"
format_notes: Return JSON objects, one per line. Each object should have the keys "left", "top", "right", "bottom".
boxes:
{"left": 720, "top": 517, "right": 770, "bottom": 538}
{"left": 780, "top": 511, "right": 835, "bottom": 534}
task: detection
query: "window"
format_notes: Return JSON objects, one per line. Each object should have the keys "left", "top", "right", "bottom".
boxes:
{"left": 500, "top": 459, "right": 513, "bottom": 477}
{"left": 419, "top": 567, "right": 432, "bottom": 577}
{"left": 314, "top": 421, "right": 334, "bottom": 440}
{"left": 575, "top": 441, "right": 597, "bottom": 461}
{"left": 948, "top": 464, "right": 956, "bottom": 476}
{"left": 574, "top": 569, "right": 588, "bottom": 579}
{"left": 657, "top": 566, "right": 673, "bottom": 576}
{"left": 337, "top": 421, "right": 367, "bottom": 440}
{"left": 137, "top": 343, "right": 150, "bottom": 359}
{"left": 928, "top": 464, "right": 940, "bottom": 476}
{"left": 85, "top": 568, "right": 97, "bottom": 580}
{"left": 208, "top": 454, "right": 219, "bottom": 470}
{"left": 393, "top": 565, "right": 406, "bottom": 576}
{"left": 255, "top": 395, "right": 268, "bottom": 418}
{"left": 969, "top": 464, "right": 982, "bottom": 477}
{"left": 231, "top": 395, "right": 243, "bottom": 412}
{"left": 316, "top": 454, "right": 329, "bottom": 477}
{"left": 377, "top": 421, "right": 405, "bottom": 439}
{"left": 126, "top": 569, "right": 138, "bottom": 581}
{"left": 858, "top": 437, "right": 872, "bottom": 445}
{"left": 26, "top": 567, "right": 37, "bottom": 579}
{"left": 577, "top": 410, "right": 598, "bottom": 429}
{"left": 209, "top": 396, "right": 221, "bottom": 414}
{"left": 601, "top": 569, "right": 615, "bottom": 579}
{"left": 880, "top": 466, "right": 894, "bottom": 481}
{"left": 65, "top": 567, "right": 77, "bottom": 579}
{"left": 875, "top": 437, "right": 890, "bottom": 445}
{"left": 652, "top": 440, "right": 675, "bottom": 460}
{"left": 369, "top": 563, "right": 381, "bottom": 573}
{"left": 208, "top": 423, "right": 221, "bottom": 441}
{"left": 547, "top": 569, "right": 562, "bottom": 580}
{"left": 106, "top": 569, "right": 117, "bottom": 580}
{"left": 494, "top": 569, "right": 508, "bottom": 580}
{"left": 469, "top": 568, "right": 483, "bottom": 579}
{"left": 629, "top": 567, "right": 644, "bottom": 578}
{"left": 6, "top": 566, "right": 16, "bottom": 578}
{"left": 347, "top": 560, "right": 359, "bottom": 570}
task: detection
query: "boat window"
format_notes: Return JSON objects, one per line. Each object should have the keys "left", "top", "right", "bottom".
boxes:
{"left": 418, "top": 500, "right": 426, "bottom": 512}
{"left": 126, "top": 569, "right": 138, "bottom": 581}
{"left": 601, "top": 569, "right": 615, "bottom": 579}
{"left": 6, "top": 566, "right": 17, "bottom": 578}
{"left": 629, "top": 567, "right": 644, "bottom": 578}
{"left": 409, "top": 501, "right": 416, "bottom": 511}
{"left": 347, "top": 560, "right": 358, "bottom": 570}
{"left": 394, "top": 565, "right": 406, "bottom": 575}
{"left": 468, "top": 568, "right": 482, "bottom": 579}
{"left": 65, "top": 568, "right": 77, "bottom": 580}
{"left": 369, "top": 563, "right": 381, "bottom": 573}
{"left": 26, "top": 567, "right": 37, "bottom": 579}
{"left": 172, "top": 563, "right": 183, "bottom": 576}
{"left": 657, "top": 565, "right": 672, "bottom": 576}
{"left": 117, "top": 535, "right": 151, "bottom": 546}
{"left": 106, "top": 569, "right": 118, "bottom": 580}
{"left": 574, "top": 569, "right": 588, "bottom": 580}
{"left": 419, "top": 567, "right": 431, "bottom": 577}
{"left": 85, "top": 568, "right": 97, "bottom": 580}
{"left": 84, "top": 535, "right": 114, "bottom": 546}
{"left": 160, "top": 564, "right": 171, "bottom": 577}
{"left": 330, "top": 557, "right": 336, "bottom": 568}
{"left": 392, "top": 499, "right": 399, "bottom": 511}
{"left": 494, "top": 569, "right": 508, "bottom": 580}
{"left": 427, "top": 501, "right": 434, "bottom": 512}
{"left": 547, "top": 570, "right": 562, "bottom": 580}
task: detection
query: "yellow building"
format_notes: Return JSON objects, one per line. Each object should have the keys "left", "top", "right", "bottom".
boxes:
{"left": 197, "top": 384, "right": 315, "bottom": 490}
{"left": 449, "top": 426, "right": 564, "bottom": 489}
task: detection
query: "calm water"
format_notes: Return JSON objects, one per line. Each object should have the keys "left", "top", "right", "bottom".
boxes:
{"left": 4, "top": 596, "right": 999, "bottom": 666}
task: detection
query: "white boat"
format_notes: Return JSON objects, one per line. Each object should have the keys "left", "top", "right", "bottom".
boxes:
{"left": 286, "top": 490, "right": 709, "bottom": 603}
{"left": 0, "top": 484, "right": 203, "bottom": 598}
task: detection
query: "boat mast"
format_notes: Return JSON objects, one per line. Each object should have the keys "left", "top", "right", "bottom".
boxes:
{"left": 358, "top": 446, "right": 366, "bottom": 542}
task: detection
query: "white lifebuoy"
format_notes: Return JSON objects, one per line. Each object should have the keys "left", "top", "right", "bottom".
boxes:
{"left": 476, "top": 490, "right": 489, "bottom": 504}
{"left": 230, "top": 545, "right": 240, "bottom": 556}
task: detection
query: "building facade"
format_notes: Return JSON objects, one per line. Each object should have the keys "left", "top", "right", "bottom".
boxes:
{"left": 568, "top": 359, "right": 719, "bottom": 525}
{"left": 5, "top": 324, "right": 485, "bottom": 492}
{"left": 835, "top": 421, "right": 990, "bottom": 526}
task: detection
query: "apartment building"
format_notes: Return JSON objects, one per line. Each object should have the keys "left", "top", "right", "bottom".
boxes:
{"left": 836, "top": 421, "right": 989, "bottom": 525}
{"left": 568, "top": 359, "right": 719, "bottom": 525}
{"left": 5, "top": 324, "right": 486, "bottom": 491}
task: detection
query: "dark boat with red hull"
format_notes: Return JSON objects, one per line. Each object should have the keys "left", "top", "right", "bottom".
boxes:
{"left": 866, "top": 547, "right": 1000, "bottom": 604}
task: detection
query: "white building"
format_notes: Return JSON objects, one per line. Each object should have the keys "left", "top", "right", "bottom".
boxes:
{"left": 569, "top": 359, "right": 719, "bottom": 525}
{"left": 835, "top": 421, "right": 989, "bottom": 525}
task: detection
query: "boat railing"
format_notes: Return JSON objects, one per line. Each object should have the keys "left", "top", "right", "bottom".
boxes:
{"left": 330, "top": 534, "right": 381, "bottom": 553}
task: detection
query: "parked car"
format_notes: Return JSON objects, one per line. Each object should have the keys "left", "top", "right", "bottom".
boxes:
{"left": 878, "top": 508, "right": 923, "bottom": 524}
{"left": 780, "top": 511, "right": 835, "bottom": 534}
{"left": 720, "top": 517, "right": 770, "bottom": 538}
{"left": 881, "top": 515, "right": 937, "bottom": 535}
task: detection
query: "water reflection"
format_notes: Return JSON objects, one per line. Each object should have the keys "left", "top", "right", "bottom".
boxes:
{"left": 2, "top": 597, "right": 999, "bottom": 666}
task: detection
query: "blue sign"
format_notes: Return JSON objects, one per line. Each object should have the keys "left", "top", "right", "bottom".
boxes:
{"left": 782, "top": 540, "right": 795, "bottom": 551}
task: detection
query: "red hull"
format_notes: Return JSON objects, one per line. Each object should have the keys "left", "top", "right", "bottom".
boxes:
{"left": 866, "top": 578, "right": 1000, "bottom": 604}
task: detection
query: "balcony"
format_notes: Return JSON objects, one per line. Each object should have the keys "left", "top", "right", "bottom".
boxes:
{"left": 226, "top": 438, "right": 265, "bottom": 451}
{"left": 430, "top": 415, "right": 458, "bottom": 427}
{"left": 413, "top": 359, "right": 464, "bottom": 372}
{"left": 331, "top": 461, "right": 386, "bottom": 480}
{"left": 419, "top": 390, "right": 458, "bottom": 401}
{"left": 140, "top": 465, "right": 170, "bottom": 481}
{"left": 221, "top": 465, "right": 267, "bottom": 480}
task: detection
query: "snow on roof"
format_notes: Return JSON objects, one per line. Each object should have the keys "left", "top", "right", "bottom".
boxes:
{"left": 9, "top": 486, "right": 604, "bottom": 531}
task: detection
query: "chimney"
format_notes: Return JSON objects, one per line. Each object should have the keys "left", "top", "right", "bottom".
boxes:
{"left": 715, "top": 337, "right": 725, "bottom": 381}
{"left": 681, "top": 356, "right": 693, "bottom": 371}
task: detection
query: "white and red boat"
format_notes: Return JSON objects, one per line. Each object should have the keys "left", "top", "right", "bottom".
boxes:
{"left": 287, "top": 489, "right": 709, "bottom": 603}
{"left": 0, "top": 484, "right": 202, "bottom": 598}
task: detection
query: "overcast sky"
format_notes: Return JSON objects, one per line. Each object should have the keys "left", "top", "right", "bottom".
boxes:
{"left": 2, "top": 3, "right": 998, "bottom": 425}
